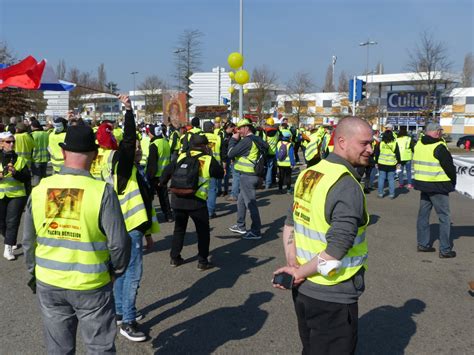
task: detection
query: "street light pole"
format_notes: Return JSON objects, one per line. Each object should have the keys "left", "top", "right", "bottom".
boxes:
{"left": 359, "top": 39, "right": 377, "bottom": 86}
{"left": 332, "top": 55, "right": 337, "bottom": 91}
{"left": 130, "top": 71, "right": 138, "bottom": 111}
{"left": 239, "top": 0, "right": 244, "bottom": 120}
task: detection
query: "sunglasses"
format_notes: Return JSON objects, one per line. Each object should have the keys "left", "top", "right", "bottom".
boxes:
{"left": 3, "top": 140, "right": 15, "bottom": 144}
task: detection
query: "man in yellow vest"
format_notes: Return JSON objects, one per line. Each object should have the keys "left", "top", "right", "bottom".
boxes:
{"left": 396, "top": 127, "right": 415, "bottom": 188}
{"left": 228, "top": 119, "right": 269, "bottom": 239}
{"left": 180, "top": 117, "right": 203, "bottom": 153}
{"left": 413, "top": 122, "right": 456, "bottom": 258}
{"left": 30, "top": 120, "right": 50, "bottom": 186}
{"left": 47, "top": 117, "right": 67, "bottom": 173}
{"left": 273, "top": 117, "right": 373, "bottom": 354}
{"left": 276, "top": 131, "right": 296, "bottom": 194}
{"left": 160, "top": 134, "right": 224, "bottom": 269}
{"left": 264, "top": 117, "right": 279, "bottom": 189}
{"left": 22, "top": 124, "right": 130, "bottom": 354}
{"left": 203, "top": 121, "right": 223, "bottom": 218}
{"left": 14, "top": 122, "right": 35, "bottom": 167}
{"left": 146, "top": 124, "right": 172, "bottom": 222}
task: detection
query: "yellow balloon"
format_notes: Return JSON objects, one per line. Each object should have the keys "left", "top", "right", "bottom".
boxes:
{"left": 243, "top": 89, "right": 249, "bottom": 94}
{"left": 234, "top": 69, "right": 250, "bottom": 85}
{"left": 228, "top": 86, "right": 235, "bottom": 94}
{"left": 227, "top": 52, "right": 244, "bottom": 69}
{"left": 228, "top": 71, "right": 235, "bottom": 80}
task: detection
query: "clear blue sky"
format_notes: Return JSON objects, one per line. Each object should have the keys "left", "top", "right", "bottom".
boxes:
{"left": 1, "top": 0, "right": 473, "bottom": 91}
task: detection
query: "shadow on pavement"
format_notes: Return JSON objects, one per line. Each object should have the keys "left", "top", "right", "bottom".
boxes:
{"left": 152, "top": 292, "right": 273, "bottom": 353}
{"left": 429, "top": 224, "right": 474, "bottom": 240}
{"left": 368, "top": 214, "right": 380, "bottom": 226}
{"left": 357, "top": 299, "right": 426, "bottom": 355}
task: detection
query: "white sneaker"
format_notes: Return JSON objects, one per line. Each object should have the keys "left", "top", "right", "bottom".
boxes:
{"left": 12, "top": 244, "right": 21, "bottom": 251}
{"left": 3, "top": 245, "right": 15, "bottom": 261}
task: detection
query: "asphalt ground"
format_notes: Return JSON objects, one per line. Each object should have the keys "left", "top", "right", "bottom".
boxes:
{"left": 1, "top": 163, "right": 473, "bottom": 354}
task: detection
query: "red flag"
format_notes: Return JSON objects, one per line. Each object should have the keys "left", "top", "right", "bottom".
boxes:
{"left": 0, "top": 56, "right": 46, "bottom": 89}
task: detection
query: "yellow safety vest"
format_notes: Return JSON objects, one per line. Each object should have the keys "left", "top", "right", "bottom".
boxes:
{"left": 14, "top": 132, "right": 35, "bottom": 166}
{"left": 113, "top": 164, "right": 149, "bottom": 232}
{"left": 176, "top": 151, "right": 212, "bottom": 200}
{"left": 204, "top": 132, "right": 222, "bottom": 163}
{"left": 234, "top": 139, "right": 259, "bottom": 174}
{"left": 276, "top": 141, "right": 292, "bottom": 167}
{"left": 266, "top": 133, "right": 279, "bottom": 155}
{"left": 304, "top": 132, "right": 322, "bottom": 161}
{"left": 0, "top": 157, "right": 27, "bottom": 198}
{"left": 180, "top": 127, "right": 203, "bottom": 153}
{"left": 113, "top": 127, "right": 123, "bottom": 144}
{"left": 140, "top": 135, "right": 150, "bottom": 166}
{"left": 31, "top": 174, "right": 111, "bottom": 290}
{"left": 293, "top": 159, "right": 369, "bottom": 285}
{"left": 378, "top": 141, "right": 397, "bottom": 166}
{"left": 413, "top": 140, "right": 450, "bottom": 182}
{"left": 90, "top": 148, "right": 114, "bottom": 180}
{"left": 31, "top": 131, "right": 50, "bottom": 163}
{"left": 151, "top": 138, "right": 171, "bottom": 177}
{"left": 169, "top": 130, "right": 181, "bottom": 152}
{"left": 396, "top": 136, "right": 413, "bottom": 161}
{"left": 48, "top": 132, "right": 66, "bottom": 173}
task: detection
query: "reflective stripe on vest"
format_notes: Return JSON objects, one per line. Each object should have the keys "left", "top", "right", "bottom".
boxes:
{"left": 277, "top": 141, "right": 292, "bottom": 167}
{"left": 0, "top": 157, "right": 27, "bottom": 198}
{"left": 396, "top": 136, "right": 413, "bottom": 161}
{"left": 293, "top": 159, "right": 369, "bottom": 286}
{"left": 234, "top": 140, "right": 259, "bottom": 174}
{"left": 31, "top": 174, "right": 111, "bottom": 290}
{"left": 32, "top": 131, "right": 50, "bottom": 163}
{"left": 48, "top": 132, "right": 66, "bottom": 172}
{"left": 413, "top": 140, "right": 450, "bottom": 182}
{"left": 151, "top": 138, "right": 171, "bottom": 177}
{"left": 114, "top": 165, "right": 148, "bottom": 232}
{"left": 378, "top": 141, "right": 397, "bottom": 166}
{"left": 304, "top": 133, "right": 321, "bottom": 161}
{"left": 176, "top": 151, "right": 212, "bottom": 200}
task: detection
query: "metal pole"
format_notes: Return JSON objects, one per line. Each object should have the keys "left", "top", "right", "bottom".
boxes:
{"left": 217, "top": 66, "right": 221, "bottom": 105}
{"left": 239, "top": 0, "right": 243, "bottom": 120}
{"left": 352, "top": 75, "right": 356, "bottom": 117}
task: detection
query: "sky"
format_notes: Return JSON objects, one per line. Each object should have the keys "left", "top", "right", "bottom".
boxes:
{"left": 1, "top": 0, "right": 473, "bottom": 92}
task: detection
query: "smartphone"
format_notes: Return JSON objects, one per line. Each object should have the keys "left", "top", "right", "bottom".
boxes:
{"left": 272, "top": 272, "right": 294, "bottom": 289}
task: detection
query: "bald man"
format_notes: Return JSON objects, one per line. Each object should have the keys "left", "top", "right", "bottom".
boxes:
{"left": 274, "top": 117, "right": 373, "bottom": 354}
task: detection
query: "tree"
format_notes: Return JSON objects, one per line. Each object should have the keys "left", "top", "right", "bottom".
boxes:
{"left": 251, "top": 65, "right": 278, "bottom": 120}
{"left": 56, "top": 59, "right": 66, "bottom": 80}
{"left": 323, "top": 64, "right": 335, "bottom": 92}
{"left": 406, "top": 31, "right": 452, "bottom": 119}
{"left": 286, "top": 71, "right": 314, "bottom": 124}
{"left": 173, "top": 29, "right": 204, "bottom": 118}
{"left": 97, "top": 63, "right": 107, "bottom": 90}
{"left": 338, "top": 70, "right": 349, "bottom": 93}
{"left": 106, "top": 82, "right": 119, "bottom": 94}
{"left": 461, "top": 53, "right": 473, "bottom": 87}
{"left": 138, "top": 75, "right": 166, "bottom": 116}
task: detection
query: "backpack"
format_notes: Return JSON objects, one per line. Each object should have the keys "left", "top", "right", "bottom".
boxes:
{"left": 278, "top": 142, "right": 288, "bottom": 161}
{"left": 169, "top": 152, "right": 205, "bottom": 197}
{"left": 249, "top": 136, "right": 267, "bottom": 178}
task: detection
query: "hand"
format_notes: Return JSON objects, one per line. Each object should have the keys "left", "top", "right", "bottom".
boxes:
{"left": 232, "top": 132, "right": 240, "bottom": 140}
{"left": 117, "top": 95, "right": 132, "bottom": 110}
{"left": 145, "top": 235, "right": 154, "bottom": 251}
{"left": 272, "top": 266, "right": 305, "bottom": 290}
{"left": 7, "top": 163, "right": 15, "bottom": 175}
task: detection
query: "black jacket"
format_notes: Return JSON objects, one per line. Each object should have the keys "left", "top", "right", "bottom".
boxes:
{"left": 414, "top": 135, "right": 456, "bottom": 194}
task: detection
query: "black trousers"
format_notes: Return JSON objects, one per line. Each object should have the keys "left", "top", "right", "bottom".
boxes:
{"left": 154, "top": 179, "right": 172, "bottom": 219}
{"left": 278, "top": 166, "right": 292, "bottom": 190}
{"left": 293, "top": 289, "right": 358, "bottom": 355}
{"left": 0, "top": 196, "right": 27, "bottom": 246}
{"left": 170, "top": 207, "right": 210, "bottom": 263}
{"left": 294, "top": 141, "right": 301, "bottom": 162}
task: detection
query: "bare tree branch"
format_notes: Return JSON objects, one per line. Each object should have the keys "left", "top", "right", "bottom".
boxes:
{"left": 286, "top": 72, "right": 314, "bottom": 124}
{"left": 251, "top": 65, "right": 278, "bottom": 120}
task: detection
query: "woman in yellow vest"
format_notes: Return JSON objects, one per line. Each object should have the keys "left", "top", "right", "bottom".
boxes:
{"left": 374, "top": 130, "right": 401, "bottom": 199}
{"left": 0, "top": 132, "right": 31, "bottom": 260}
{"left": 396, "top": 127, "right": 415, "bottom": 188}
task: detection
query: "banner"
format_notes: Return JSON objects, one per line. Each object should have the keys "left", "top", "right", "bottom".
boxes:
{"left": 453, "top": 155, "right": 474, "bottom": 199}
{"left": 163, "top": 92, "right": 187, "bottom": 126}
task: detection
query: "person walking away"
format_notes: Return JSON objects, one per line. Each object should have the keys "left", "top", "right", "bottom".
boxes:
{"left": 22, "top": 124, "right": 130, "bottom": 354}
{"left": 180, "top": 117, "right": 203, "bottom": 153}
{"left": 146, "top": 124, "right": 173, "bottom": 222}
{"left": 30, "top": 120, "right": 50, "bottom": 186}
{"left": 160, "top": 134, "right": 224, "bottom": 269}
{"left": 14, "top": 122, "right": 35, "bottom": 168}
{"left": 228, "top": 119, "right": 269, "bottom": 240}
{"left": 276, "top": 131, "right": 295, "bottom": 194}
{"left": 168, "top": 121, "right": 181, "bottom": 162}
{"left": 221, "top": 122, "right": 235, "bottom": 197}
{"left": 90, "top": 121, "right": 119, "bottom": 180}
{"left": 396, "top": 127, "right": 415, "bottom": 188}
{"left": 273, "top": 116, "right": 373, "bottom": 354}
{"left": 203, "top": 121, "right": 224, "bottom": 218}
{"left": 374, "top": 130, "right": 400, "bottom": 199}
{"left": 413, "top": 122, "right": 457, "bottom": 258}
{"left": 47, "top": 117, "right": 67, "bottom": 174}
{"left": 0, "top": 132, "right": 30, "bottom": 260}
{"left": 264, "top": 118, "right": 279, "bottom": 189}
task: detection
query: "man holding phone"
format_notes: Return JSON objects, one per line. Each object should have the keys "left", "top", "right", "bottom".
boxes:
{"left": 273, "top": 117, "right": 373, "bottom": 355}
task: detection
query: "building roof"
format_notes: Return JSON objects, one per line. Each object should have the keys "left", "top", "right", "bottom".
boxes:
{"left": 356, "top": 72, "right": 461, "bottom": 86}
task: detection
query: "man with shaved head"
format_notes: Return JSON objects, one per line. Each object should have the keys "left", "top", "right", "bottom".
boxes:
{"left": 274, "top": 116, "right": 373, "bottom": 354}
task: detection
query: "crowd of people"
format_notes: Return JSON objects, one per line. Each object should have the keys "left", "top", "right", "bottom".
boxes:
{"left": 0, "top": 98, "right": 458, "bottom": 353}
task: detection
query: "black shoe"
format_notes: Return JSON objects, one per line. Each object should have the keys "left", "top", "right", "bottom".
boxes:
{"left": 417, "top": 245, "right": 436, "bottom": 252}
{"left": 116, "top": 311, "right": 144, "bottom": 325}
{"left": 363, "top": 187, "right": 370, "bottom": 194}
{"left": 209, "top": 213, "right": 217, "bottom": 219}
{"left": 197, "top": 261, "right": 215, "bottom": 271}
{"left": 170, "top": 256, "right": 184, "bottom": 267}
{"left": 120, "top": 322, "right": 146, "bottom": 342}
{"left": 439, "top": 251, "right": 456, "bottom": 258}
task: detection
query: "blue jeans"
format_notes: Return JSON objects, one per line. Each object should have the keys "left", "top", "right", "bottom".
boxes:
{"left": 378, "top": 170, "right": 395, "bottom": 197}
{"left": 207, "top": 178, "right": 217, "bottom": 216}
{"left": 416, "top": 192, "right": 452, "bottom": 253}
{"left": 231, "top": 164, "right": 240, "bottom": 198}
{"left": 399, "top": 160, "right": 412, "bottom": 185}
{"left": 265, "top": 155, "right": 276, "bottom": 188}
{"left": 114, "top": 229, "right": 143, "bottom": 324}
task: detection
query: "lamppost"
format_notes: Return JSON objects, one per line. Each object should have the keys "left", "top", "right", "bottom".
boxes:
{"left": 130, "top": 71, "right": 138, "bottom": 109}
{"left": 239, "top": 0, "right": 244, "bottom": 120}
{"left": 359, "top": 39, "right": 377, "bottom": 85}
{"left": 332, "top": 55, "right": 337, "bottom": 91}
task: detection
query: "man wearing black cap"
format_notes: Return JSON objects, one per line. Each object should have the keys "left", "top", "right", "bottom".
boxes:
{"left": 180, "top": 116, "right": 203, "bottom": 153}
{"left": 160, "top": 133, "right": 224, "bottom": 270}
{"left": 23, "top": 124, "right": 130, "bottom": 354}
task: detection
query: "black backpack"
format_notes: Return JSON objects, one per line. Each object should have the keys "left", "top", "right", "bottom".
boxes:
{"left": 249, "top": 136, "right": 268, "bottom": 178}
{"left": 169, "top": 152, "right": 205, "bottom": 197}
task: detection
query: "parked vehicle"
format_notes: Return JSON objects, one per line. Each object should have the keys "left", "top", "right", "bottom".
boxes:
{"left": 456, "top": 135, "right": 474, "bottom": 149}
